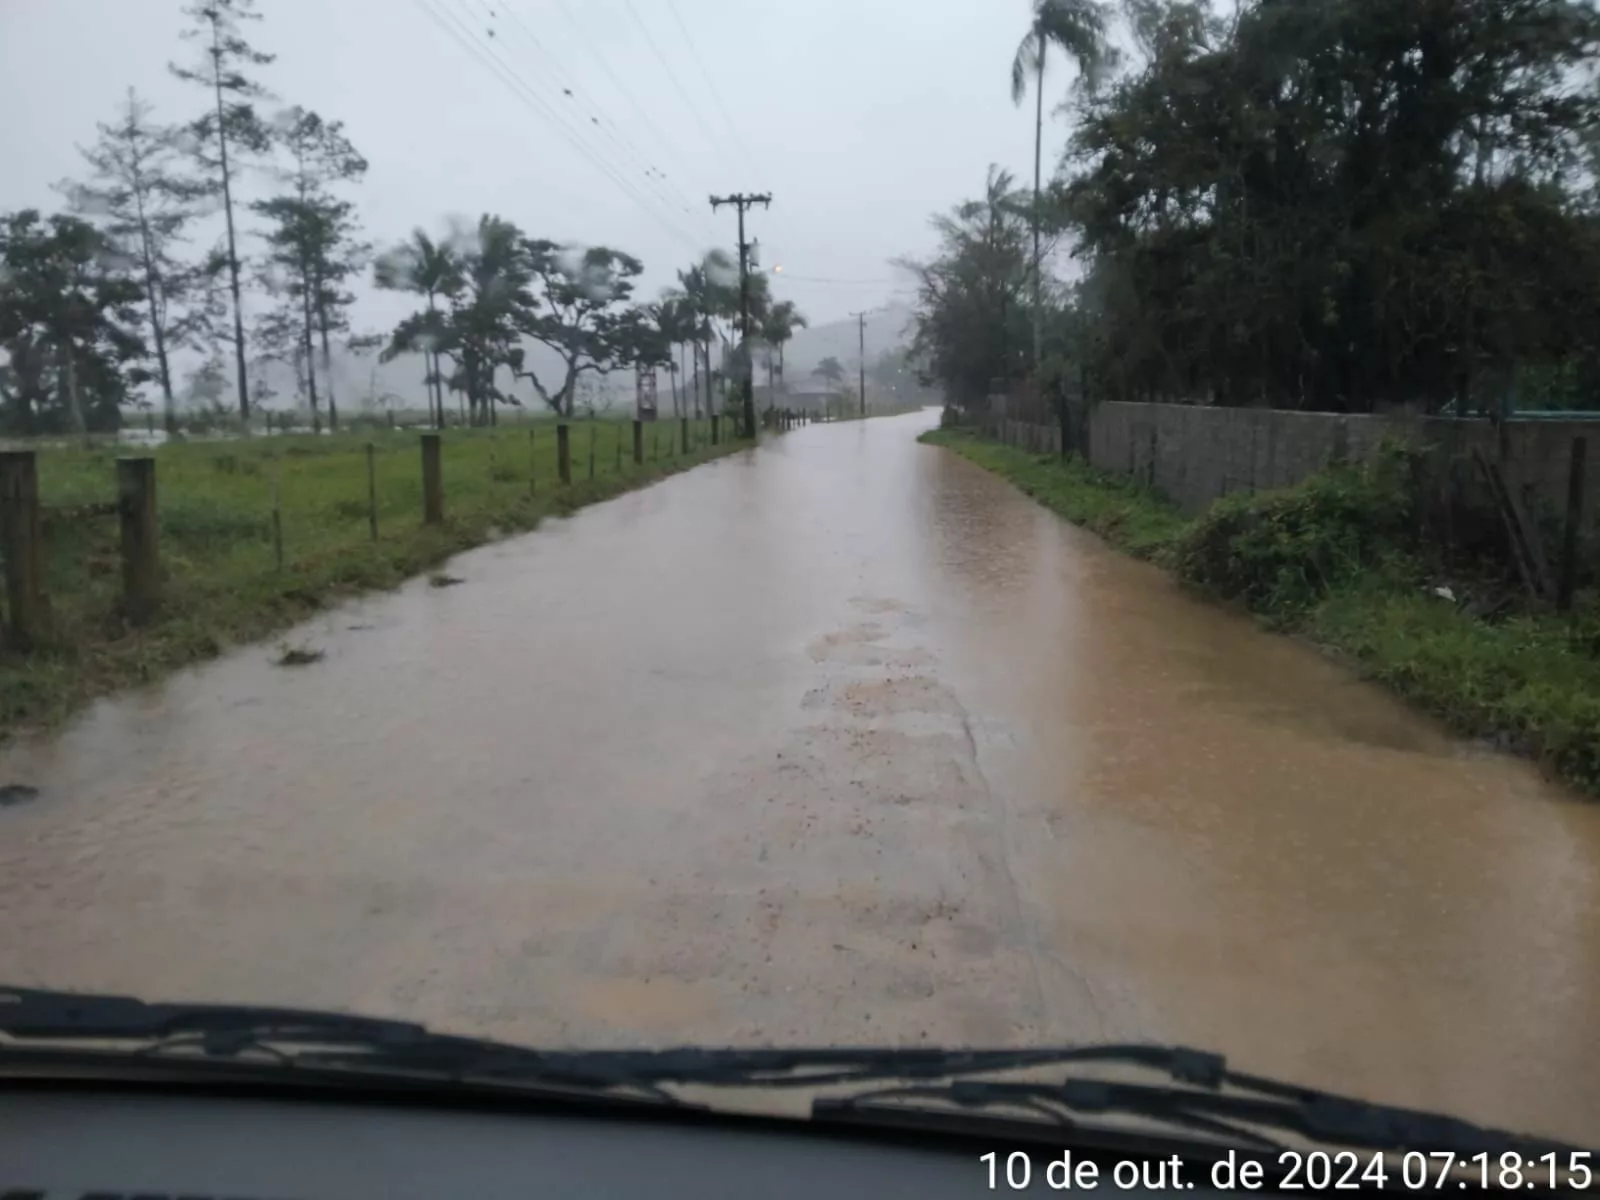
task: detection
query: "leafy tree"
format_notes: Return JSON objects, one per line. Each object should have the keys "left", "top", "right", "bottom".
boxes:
{"left": 514, "top": 241, "right": 648, "bottom": 417}
{"left": 60, "top": 88, "right": 209, "bottom": 434}
{"left": 814, "top": 356, "right": 846, "bottom": 387}
{"left": 251, "top": 107, "right": 367, "bottom": 432}
{"left": 446, "top": 215, "right": 535, "bottom": 426}
{"left": 0, "top": 210, "right": 148, "bottom": 435}
{"left": 671, "top": 250, "right": 739, "bottom": 417}
{"left": 1055, "top": 0, "right": 1600, "bottom": 413}
{"left": 1011, "top": 0, "right": 1116, "bottom": 368}
{"left": 760, "top": 298, "right": 807, "bottom": 400}
{"left": 900, "top": 165, "right": 1033, "bottom": 410}
{"left": 373, "top": 228, "right": 461, "bottom": 428}
{"left": 170, "top": 0, "right": 277, "bottom": 419}
{"left": 651, "top": 294, "right": 698, "bottom": 415}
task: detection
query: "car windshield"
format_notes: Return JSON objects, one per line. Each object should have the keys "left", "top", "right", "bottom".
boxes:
{"left": 2, "top": 0, "right": 1599, "bottom": 1158}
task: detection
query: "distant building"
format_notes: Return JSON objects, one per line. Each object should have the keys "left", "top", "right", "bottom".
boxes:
{"left": 756, "top": 382, "right": 839, "bottom": 412}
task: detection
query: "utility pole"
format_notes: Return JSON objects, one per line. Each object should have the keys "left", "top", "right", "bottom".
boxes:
{"left": 709, "top": 192, "right": 772, "bottom": 439}
{"left": 850, "top": 310, "right": 868, "bottom": 419}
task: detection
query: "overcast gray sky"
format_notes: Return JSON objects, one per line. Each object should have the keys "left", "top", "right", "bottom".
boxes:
{"left": 2, "top": 0, "right": 1071, "bottom": 327}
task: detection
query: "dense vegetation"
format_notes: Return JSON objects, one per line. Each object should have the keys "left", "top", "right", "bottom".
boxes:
{"left": 0, "top": 0, "right": 807, "bottom": 440}
{"left": 907, "top": 0, "right": 1600, "bottom": 416}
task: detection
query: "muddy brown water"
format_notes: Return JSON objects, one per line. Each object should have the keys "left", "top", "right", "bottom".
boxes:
{"left": 1, "top": 409, "right": 1597, "bottom": 1145}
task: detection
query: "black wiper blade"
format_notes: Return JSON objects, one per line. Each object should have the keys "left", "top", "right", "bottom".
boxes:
{"left": 0, "top": 985, "right": 691, "bottom": 1105}
{"left": 0, "top": 984, "right": 428, "bottom": 1049}
{"left": 817, "top": 1074, "right": 1589, "bottom": 1160}
{"left": 5, "top": 987, "right": 1587, "bottom": 1159}
{"left": 0, "top": 991, "right": 1223, "bottom": 1090}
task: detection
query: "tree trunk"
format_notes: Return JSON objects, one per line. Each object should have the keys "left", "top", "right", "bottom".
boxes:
{"left": 317, "top": 301, "right": 339, "bottom": 432}
{"left": 425, "top": 292, "right": 443, "bottom": 428}
{"left": 59, "top": 342, "right": 86, "bottom": 437}
{"left": 134, "top": 199, "right": 179, "bottom": 436}
{"left": 1031, "top": 49, "right": 1044, "bottom": 372}
{"left": 211, "top": 18, "right": 250, "bottom": 420}
{"left": 300, "top": 282, "right": 321, "bottom": 434}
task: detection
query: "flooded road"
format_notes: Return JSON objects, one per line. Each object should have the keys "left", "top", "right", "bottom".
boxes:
{"left": 2, "top": 409, "right": 1598, "bottom": 1145}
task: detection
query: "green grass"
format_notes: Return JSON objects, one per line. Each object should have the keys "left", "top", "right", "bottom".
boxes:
{"left": 921, "top": 428, "right": 1188, "bottom": 560}
{"left": 2, "top": 417, "right": 744, "bottom": 736}
{"left": 922, "top": 426, "right": 1600, "bottom": 799}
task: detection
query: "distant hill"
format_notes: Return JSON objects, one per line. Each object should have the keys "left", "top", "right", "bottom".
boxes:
{"left": 779, "top": 303, "right": 918, "bottom": 380}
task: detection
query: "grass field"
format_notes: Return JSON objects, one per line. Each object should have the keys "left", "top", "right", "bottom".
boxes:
{"left": 2, "top": 416, "right": 741, "bottom": 735}
{"left": 923, "top": 427, "right": 1600, "bottom": 799}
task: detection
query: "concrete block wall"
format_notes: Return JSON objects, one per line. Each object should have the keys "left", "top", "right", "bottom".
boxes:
{"left": 998, "top": 402, "right": 1598, "bottom": 542}
{"left": 1076, "top": 403, "right": 1599, "bottom": 536}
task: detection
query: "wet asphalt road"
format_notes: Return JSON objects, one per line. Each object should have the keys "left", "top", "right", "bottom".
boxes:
{"left": 1, "top": 409, "right": 1597, "bottom": 1145}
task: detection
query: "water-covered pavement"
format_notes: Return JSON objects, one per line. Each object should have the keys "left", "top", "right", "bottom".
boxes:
{"left": 2, "top": 409, "right": 1596, "bottom": 1145}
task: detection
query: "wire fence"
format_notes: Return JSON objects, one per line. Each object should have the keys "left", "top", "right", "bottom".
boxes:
{"left": 0, "top": 411, "right": 780, "bottom": 653}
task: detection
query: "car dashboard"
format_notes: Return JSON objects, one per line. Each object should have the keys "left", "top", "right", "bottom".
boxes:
{"left": 1, "top": 1086, "right": 1264, "bottom": 1198}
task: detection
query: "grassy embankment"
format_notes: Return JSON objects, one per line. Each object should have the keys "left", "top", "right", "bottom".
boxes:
{"left": 2, "top": 417, "right": 742, "bottom": 736}
{"left": 922, "top": 427, "right": 1600, "bottom": 798}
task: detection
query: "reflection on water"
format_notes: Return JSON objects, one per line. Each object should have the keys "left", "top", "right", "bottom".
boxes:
{"left": 0, "top": 410, "right": 1596, "bottom": 1146}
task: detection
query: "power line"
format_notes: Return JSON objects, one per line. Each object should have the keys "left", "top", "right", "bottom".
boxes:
{"left": 622, "top": 0, "right": 744, "bottom": 182}
{"left": 770, "top": 274, "right": 906, "bottom": 285}
{"left": 664, "top": 0, "right": 764, "bottom": 182}
{"left": 461, "top": 0, "right": 705, "bottom": 231}
{"left": 475, "top": 0, "right": 717, "bottom": 238}
{"left": 430, "top": 0, "right": 710, "bottom": 253}
{"left": 413, "top": 0, "right": 708, "bottom": 253}
{"left": 550, "top": 0, "right": 705, "bottom": 198}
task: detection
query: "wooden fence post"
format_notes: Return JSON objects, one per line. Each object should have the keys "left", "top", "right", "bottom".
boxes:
{"left": 711, "top": 414, "right": 720, "bottom": 445}
{"left": 1558, "top": 437, "right": 1588, "bottom": 612}
{"left": 615, "top": 423, "right": 623, "bottom": 470}
{"left": 529, "top": 427, "right": 537, "bottom": 496}
{"left": 588, "top": 421, "right": 596, "bottom": 480}
{"left": 0, "top": 451, "right": 45, "bottom": 648}
{"left": 271, "top": 465, "right": 284, "bottom": 570}
{"left": 680, "top": 416, "right": 689, "bottom": 455}
{"left": 366, "top": 442, "right": 379, "bottom": 541}
{"left": 421, "top": 433, "right": 443, "bottom": 523}
{"left": 117, "top": 456, "right": 159, "bottom": 624}
{"left": 556, "top": 423, "right": 572, "bottom": 485}
{"left": 632, "top": 419, "right": 644, "bottom": 464}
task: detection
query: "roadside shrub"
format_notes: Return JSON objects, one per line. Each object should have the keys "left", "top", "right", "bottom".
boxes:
{"left": 1172, "top": 444, "right": 1421, "bottom": 614}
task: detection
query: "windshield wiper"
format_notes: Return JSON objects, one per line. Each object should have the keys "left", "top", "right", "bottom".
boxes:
{"left": 1, "top": 985, "right": 1587, "bottom": 1160}
{"left": 815, "top": 1071, "right": 1587, "bottom": 1161}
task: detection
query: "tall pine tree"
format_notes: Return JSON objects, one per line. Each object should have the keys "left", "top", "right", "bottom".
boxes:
{"left": 252, "top": 107, "right": 367, "bottom": 431}
{"left": 170, "top": 0, "right": 276, "bottom": 421}
{"left": 60, "top": 88, "right": 208, "bottom": 434}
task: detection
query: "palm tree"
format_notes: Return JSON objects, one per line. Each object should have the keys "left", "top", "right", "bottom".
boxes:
{"left": 674, "top": 249, "right": 739, "bottom": 417}
{"left": 1011, "top": 0, "right": 1115, "bottom": 369}
{"left": 761, "top": 299, "right": 807, "bottom": 403}
{"left": 653, "top": 295, "right": 696, "bottom": 417}
{"left": 374, "top": 229, "right": 460, "bottom": 428}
